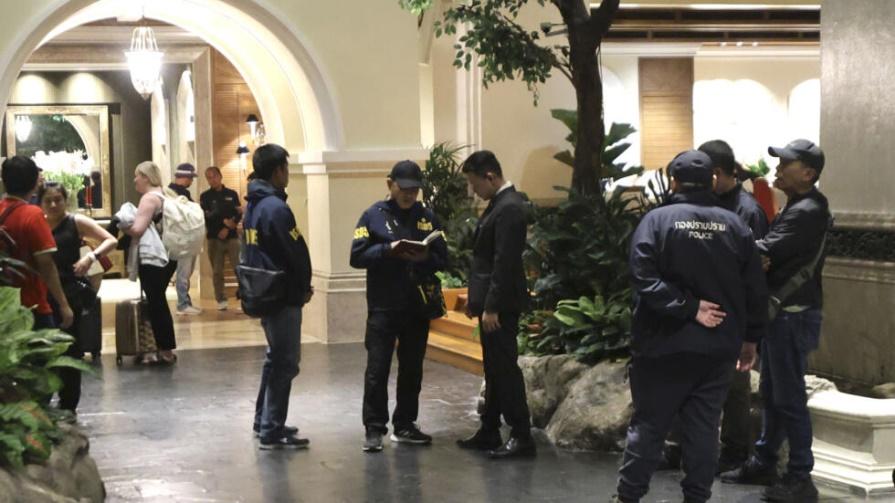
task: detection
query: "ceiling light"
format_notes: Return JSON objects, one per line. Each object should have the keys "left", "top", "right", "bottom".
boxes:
{"left": 236, "top": 142, "right": 250, "bottom": 155}
{"left": 125, "top": 26, "right": 163, "bottom": 100}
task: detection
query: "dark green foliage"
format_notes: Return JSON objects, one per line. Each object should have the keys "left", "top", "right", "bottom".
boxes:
{"left": 746, "top": 158, "right": 771, "bottom": 177}
{"left": 14, "top": 114, "right": 86, "bottom": 159}
{"left": 551, "top": 109, "right": 644, "bottom": 181}
{"left": 518, "top": 293, "right": 631, "bottom": 364}
{"left": 518, "top": 116, "right": 670, "bottom": 363}
{"left": 420, "top": 143, "right": 478, "bottom": 284}
{"left": 0, "top": 287, "right": 94, "bottom": 468}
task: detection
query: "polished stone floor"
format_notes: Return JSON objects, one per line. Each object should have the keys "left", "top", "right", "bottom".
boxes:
{"left": 73, "top": 343, "right": 868, "bottom": 503}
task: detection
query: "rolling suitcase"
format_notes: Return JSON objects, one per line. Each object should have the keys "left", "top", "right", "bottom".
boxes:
{"left": 79, "top": 296, "right": 103, "bottom": 359}
{"left": 115, "top": 297, "right": 157, "bottom": 365}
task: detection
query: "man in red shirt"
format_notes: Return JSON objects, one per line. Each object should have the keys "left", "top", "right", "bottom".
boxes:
{"left": 1, "top": 156, "right": 73, "bottom": 329}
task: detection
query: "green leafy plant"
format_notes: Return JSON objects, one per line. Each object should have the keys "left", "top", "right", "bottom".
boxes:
{"left": 745, "top": 158, "right": 771, "bottom": 177}
{"left": 43, "top": 171, "right": 85, "bottom": 201}
{"left": 420, "top": 143, "right": 478, "bottom": 283}
{"left": 519, "top": 116, "right": 670, "bottom": 363}
{"left": 401, "top": 0, "right": 623, "bottom": 195}
{"left": 518, "top": 294, "right": 631, "bottom": 363}
{"left": 436, "top": 271, "right": 465, "bottom": 289}
{"left": 0, "top": 287, "right": 93, "bottom": 468}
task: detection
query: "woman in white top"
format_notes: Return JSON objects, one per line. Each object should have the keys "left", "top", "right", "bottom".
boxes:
{"left": 123, "top": 161, "right": 178, "bottom": 364}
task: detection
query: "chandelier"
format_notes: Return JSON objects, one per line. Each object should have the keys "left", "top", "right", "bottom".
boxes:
{"left": 125, "top": 26, "right": 163, "bottom": 100}
{"left": 14, "top": 115, "right": 32, "bottom": 142}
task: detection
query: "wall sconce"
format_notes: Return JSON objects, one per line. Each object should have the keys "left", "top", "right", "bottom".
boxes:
{"left": 245, "top": 114, "right": 265, "bottom": 145}
{"left": 15, "top": 115, "right": 32, "bottom": 142}
{"left": 236, "top": 142, "right": 250, "bottom": 156}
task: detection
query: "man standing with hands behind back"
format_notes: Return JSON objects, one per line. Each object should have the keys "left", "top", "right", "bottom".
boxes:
{"left": 200, "top": 166, "right": 242, "bottom": 311}
{"left": 456, "top": 150, "right": 534, "bottom": 459}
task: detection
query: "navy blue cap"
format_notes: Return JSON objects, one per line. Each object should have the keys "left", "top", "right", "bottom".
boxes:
{"left": 668, "top": 150, "right": 714, "bottom": 187}
{"left": 768, "top": 139, "right": 824, "bottom": 173}
{"left": 388, "top": 160, "right": 423, "bottom": 189}
{"left": 175, "top": 163, "right": 198, "bottom": 178}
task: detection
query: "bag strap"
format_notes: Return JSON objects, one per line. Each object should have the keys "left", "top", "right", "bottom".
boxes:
{"left": 770, "top": 216, "right": 832, "bottom": 307}
{"left": 0, "top": 200, "right": 26, "bottom": 226}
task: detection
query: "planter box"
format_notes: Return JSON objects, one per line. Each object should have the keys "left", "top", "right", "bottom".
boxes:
{"left": 809, "top": 390, "right": 895, "bottom": 497}
{"left": 442, "top": 287, "right": 467, "bottom": 312}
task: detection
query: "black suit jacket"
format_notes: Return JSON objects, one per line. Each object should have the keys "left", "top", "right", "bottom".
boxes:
{"left": 467, "top": 186, "right": 529, "bottom": 316}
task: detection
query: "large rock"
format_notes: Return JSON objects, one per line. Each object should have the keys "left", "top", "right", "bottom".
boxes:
{"left": 0, "top": 424, "right": 105, "bottom": 502}
{"left": 544, "top": 361, "right": 632, "bottom": 451}
{"left": 519, "top": 355, "right": 589, "bottom": 428}
{"left": 870, "top": 382, "right": 895, "bottom": 399}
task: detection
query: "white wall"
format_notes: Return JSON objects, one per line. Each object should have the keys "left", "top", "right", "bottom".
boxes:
{"left": 693, "top": 57, "right": 820, "bottom": 168}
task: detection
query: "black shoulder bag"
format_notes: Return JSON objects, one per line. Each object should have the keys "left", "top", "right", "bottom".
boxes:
{"left": 236, "top": 200, "right": 287, "bottom": 318}
{"left": 767, "top": 217, "right": 832, "bottom": 320}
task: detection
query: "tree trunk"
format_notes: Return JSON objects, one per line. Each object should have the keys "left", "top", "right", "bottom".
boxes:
{"left": 570, "top": 45, "right": 603, "bottom": 195}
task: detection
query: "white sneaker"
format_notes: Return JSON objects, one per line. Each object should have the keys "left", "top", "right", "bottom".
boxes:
{"left": 176, "top": 305, "right": 202, "bottom": 315}
{"left": 217, "top": 301, "right": 228, "bottom": 311}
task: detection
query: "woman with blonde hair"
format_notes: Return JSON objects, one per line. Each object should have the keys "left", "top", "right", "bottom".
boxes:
{"left": 121, "top": 161, "right": 178, "bottom": 364}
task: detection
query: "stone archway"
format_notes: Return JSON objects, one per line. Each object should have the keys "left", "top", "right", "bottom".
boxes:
{"left": 0, "top": 0, "right": 343, "bottom": 156}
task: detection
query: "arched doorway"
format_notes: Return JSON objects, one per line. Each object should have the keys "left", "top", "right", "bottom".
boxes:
{"left": 0, "top": 0, "right": 343, "bottom": 155}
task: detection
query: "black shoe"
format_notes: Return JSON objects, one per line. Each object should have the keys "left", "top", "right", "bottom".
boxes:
{"left": 390, "top": 424, "right": 432, "bottom": 445}
{"left": 363, "top": 431, "right": 384, "bottom": 452}
{"left": 259, "top": 434, "right": 310, "bottom": 450}
{"left": 720, "top": 457, "right": 779, "bottom": 486}
{"left": 253, "top": 425, "right": 299, "bottom": 438}
{"left": 715, "top": 452, "right": 748, "bottom": 475}
{"left": 456, "top": 429, "right": 503, "bottom": 451}
{"left": 488, "top": 436, "right": 536, "bottom": 459}
{"left": 761, "top": 473, "right": 818, "bottom": 502}
{"left": 609, "top": 495, "right": 637, "bottom": 503}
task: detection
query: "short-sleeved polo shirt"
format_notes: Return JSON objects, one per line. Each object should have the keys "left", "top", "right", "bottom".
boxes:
{"left": 0, "top": 197, "right": 57, "bottom": 314}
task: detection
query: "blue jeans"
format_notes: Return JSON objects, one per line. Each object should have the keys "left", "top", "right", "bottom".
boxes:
{"left": 754, "top": 309, "right": 822, "bottom": 477}
{"left": 255, "top": 304, "right": 302, "bottom": 439}
{"left": 175, "top": 255, "right": 196, "bottom": 309}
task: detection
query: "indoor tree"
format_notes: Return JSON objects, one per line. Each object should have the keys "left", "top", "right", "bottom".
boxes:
{"left": 400, "top": 0, "right": 621, "bottom": 195}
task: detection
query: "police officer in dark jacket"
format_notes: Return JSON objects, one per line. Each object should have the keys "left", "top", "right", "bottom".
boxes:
{"left": 242, "top": 144, "right": 313, "bottom": 450}
{"left": 350, "top": 160, "right": 447, "bottom": 453}
{"left": 616, "top": 150, "right": 767, "bottom": 503}
{"left": 661, "top": 140, "right": 771, "bottom": 473}
{"left": 722, "top": 140, "right": 830, "bottom": 503}
{"left": 455, "top": 150, "right": 534, "bottom": 459}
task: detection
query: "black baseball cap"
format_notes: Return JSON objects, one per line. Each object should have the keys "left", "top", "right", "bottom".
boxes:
{"left": 388, "top": 160, "right": 423, "bottom": 189}
{"left": 768, "top": 139, "right": 825, "bottom": 173}
{"left": 668, "top": 150, "right": 714, "bottom": 187}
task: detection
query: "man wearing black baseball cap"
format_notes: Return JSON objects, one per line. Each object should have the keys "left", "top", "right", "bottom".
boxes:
{"left": 350, "top": 160, "right": 447, "bottom": 453}
{"left": 722, "top": 140, "right": 830, "bottom": 503}
{"left": 616, "top": 150, "right": 767, "bottom": 503}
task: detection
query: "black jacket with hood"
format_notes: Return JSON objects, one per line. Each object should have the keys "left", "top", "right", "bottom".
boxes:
{"left": 242, "top": 179, "right": 312, "bottom": 307}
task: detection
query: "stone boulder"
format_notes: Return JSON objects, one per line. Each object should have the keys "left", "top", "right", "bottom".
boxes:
{"left": 519, "top": 355, "right": 589, "bottom": 428}
{"left": 521, "top": 355, "right": 631, "bottom": 450}
{"left": 544, "top": 361, "right": 632, "bottom": 451}
{"left": 870, "top": 382, "right": 895, "bottom": 399}
{"left": 0, "top": 424, "right": 105, "bottom": 502}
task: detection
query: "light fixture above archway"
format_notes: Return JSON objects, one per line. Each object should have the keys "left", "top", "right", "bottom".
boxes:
{"left": 125, "top": 26, "right": 163, "bottom": 100}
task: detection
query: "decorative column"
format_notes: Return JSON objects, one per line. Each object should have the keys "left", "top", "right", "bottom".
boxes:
{"left": 294, "top": 150, "right": 427, "bottom": 344}
{"left": 809, "top": 0, "right": 895, "bottom": 496}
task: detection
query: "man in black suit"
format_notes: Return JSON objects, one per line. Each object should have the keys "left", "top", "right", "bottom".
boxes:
{"left": 456, "top": 150, "right": 534, "bottom": 459}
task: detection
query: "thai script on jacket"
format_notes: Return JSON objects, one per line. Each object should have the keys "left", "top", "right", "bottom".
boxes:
{"left": 674, "top": 220, "right": 727, "bottom": 240}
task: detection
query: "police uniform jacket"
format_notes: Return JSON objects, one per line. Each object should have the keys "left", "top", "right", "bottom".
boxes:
{"left": 242, "top": 179, "right": 312, "bottom": 307}
{"left": 757, "top": 187, "right": 830, "bottom": 310}
{"left": 629, "top": 191, "right": 768, "bottom": 360}
{"left": 717, "top": 183, "right": 769, "bottom": 239}
{"left": 350, "top": 199, "right": 447, "bottom": 312}
{"left": 467, "top": 186, "right": 529, "bottom": 317}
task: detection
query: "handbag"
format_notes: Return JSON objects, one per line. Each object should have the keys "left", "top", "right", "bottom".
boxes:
{"left": 62, "top": 277, "right": 97, "bottom": 314}
{"left": 236, "top": 264, "right": 287, "bottom": 318}
{"left": 410, "top": 272, "right": 446, "bottom": 320}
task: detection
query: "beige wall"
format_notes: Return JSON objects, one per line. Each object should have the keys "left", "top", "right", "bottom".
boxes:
{"left": 694, "top": 57, "right": 820, "bottom": 166}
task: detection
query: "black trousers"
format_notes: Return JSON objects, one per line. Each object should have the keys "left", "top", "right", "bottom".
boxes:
{"left": 479, "top": 312, "right": 531, "bottom": 438}
{"left": 138, "top": 261, "right": 178, "bottom": 351}
{"left": 665, "top": 367, "right": 752, "bottom": 462}
{"left": 47, "top": 296, "right": 84, "bottom": 412}
{"left": 362, "top": 310, "right": 430, "bottom": 433}
{"left": 618, "top": 354, "right": 734, "bottom": 503}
